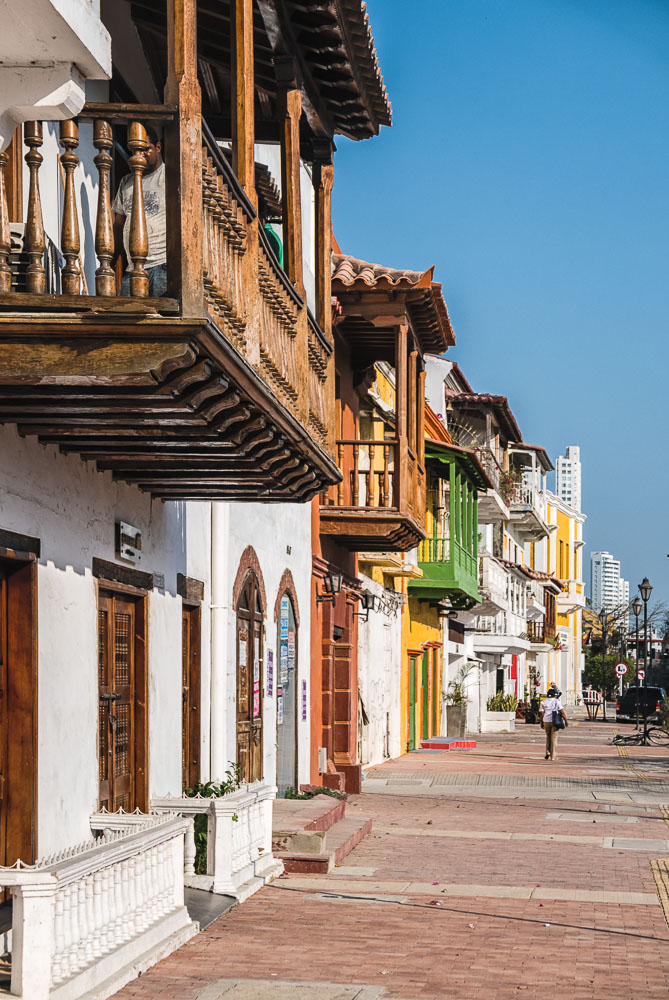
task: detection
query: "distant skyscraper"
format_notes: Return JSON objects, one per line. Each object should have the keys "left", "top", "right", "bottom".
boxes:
{"left": 591, "top": 551, "right": 629, "bottom": 612}
{"left": 555, "top": 445, "right": 581, "bottom": 512}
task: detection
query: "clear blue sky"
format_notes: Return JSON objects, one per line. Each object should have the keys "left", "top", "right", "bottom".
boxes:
{"left": 332, "top": 0, "right": 669, "bottom": 608}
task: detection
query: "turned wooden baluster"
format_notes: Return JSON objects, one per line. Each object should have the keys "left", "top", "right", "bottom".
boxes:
{"left": 381, "top": 443, "right": 391, "bottom": 507}
{"left": 363, "top": 443, "right": 372, "bottom": 506}
{"left": 59, "top": 120, "right": 81, "bottom": 294}
{"left": 93, "top": 119, "right": 115, "bottom": 296}
{"left": 336, "top": 443, "right": 344, "bottom": 505}
{"left": 127, "top": 122, "right": 149, "bottom": 297}
{"left": 24, "top": 121, "right": 45, "bottom": 293}
{"left": 0, "top": 151, "right": 10, "bottom": 293}
{"left": 352, "top": 443, "right": 360, "bottom": 506}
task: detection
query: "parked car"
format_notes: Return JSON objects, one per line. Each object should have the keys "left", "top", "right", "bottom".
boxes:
{"left": 616, "top": 686, "right": 667, "bottom": 722}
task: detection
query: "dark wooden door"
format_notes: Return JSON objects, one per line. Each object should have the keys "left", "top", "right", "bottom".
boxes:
{"left": 408, "top": 656, "right": 416, "bottom": 750}
{"left": 98, "top": 593, "right": 136, "bottom": 812}
{"left": 236, "top": 576, "right": 263, "bottom": 783}
{"left": 0, "top": 566, "right": 7, "bottom": 867}
{"left": 182, "top": 605, "right": 201, "bottom": 790}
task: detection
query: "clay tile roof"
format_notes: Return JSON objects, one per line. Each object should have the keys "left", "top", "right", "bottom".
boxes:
{"left": 513, "top": 442, "right": 554, "bottom": 473}
{"left": 446, "top": 393, "right": 523, "bottom": 444}
{"left": 332, "top": 253, "right": 455, "bottom": 353}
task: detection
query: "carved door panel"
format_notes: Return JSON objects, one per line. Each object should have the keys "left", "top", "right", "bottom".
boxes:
{"left": 236, "top": 576, "right": 263, "bottom": 784}
{"left": 98, "top": 593, "right": 136, "bottom": 812}
{"left": 0, "top": 566, "right": 7, "bottom": 869}
{"left": 182, "top": 605, "right": 201, "bottom": 791}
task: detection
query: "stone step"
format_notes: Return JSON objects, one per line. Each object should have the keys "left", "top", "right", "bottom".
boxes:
{"left": 276, "top": 815, "right": 372, "bottom": 874}
{"left": 272, "top": 796, "right": 347, "bottom": 855}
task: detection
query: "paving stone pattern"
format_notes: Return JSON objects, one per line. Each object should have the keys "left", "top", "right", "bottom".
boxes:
{"left": 113, "top": 716, "right": 669, "bottom": 1000}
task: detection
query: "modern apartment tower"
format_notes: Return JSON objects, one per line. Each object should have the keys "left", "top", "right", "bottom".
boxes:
{"left": 591, "top": 551, "right": 629, "bottom": 613}
{"left": 555, "top": 445, "right": 582, "bottom": 512}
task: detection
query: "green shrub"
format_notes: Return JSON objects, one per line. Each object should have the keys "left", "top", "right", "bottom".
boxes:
{"left": 486, "top": 691, "right": 518, "bottom": 712}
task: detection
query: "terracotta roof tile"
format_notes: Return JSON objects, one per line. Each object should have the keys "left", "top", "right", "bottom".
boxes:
{"left": 446, "top": 392, "right": 523, "bottom": 443}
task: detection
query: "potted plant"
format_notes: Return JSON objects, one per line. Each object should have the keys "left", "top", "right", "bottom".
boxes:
{"left": 482, "top": 691, "right": 518, "bottom": 733}
{"left": 444, "top": 664, "right": 472, "bottom": 736}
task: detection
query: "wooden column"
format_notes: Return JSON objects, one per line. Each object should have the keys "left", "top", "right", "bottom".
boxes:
{"left": 93, "top": 120, "right": 115, "bottom": 296}
{"left": 277, "top": 60, "right": 304, "bottom": 296}
{"left": 407, "top": 349, "right": 418, "bottom": 453}
{"left": 313, "top": 141, "right": 335, "bottom": 452}
{"left": 395, "top": 323, "right": 409, "bottom": 512}
{"left": 165, "top": 0, "right": 204, "bottom": 312}
{"left": 231, "top": 0, "right": 256, "bottom": 201}
{"left": 417, "top": 367, "right": 426, "bottom": 465}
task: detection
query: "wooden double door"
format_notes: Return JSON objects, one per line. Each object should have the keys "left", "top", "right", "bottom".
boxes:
{"left": 236, "top": 574, "right": 264, "bottom": 784}
{"left": 98, "top": 591, "right": 147, "bottom": 812}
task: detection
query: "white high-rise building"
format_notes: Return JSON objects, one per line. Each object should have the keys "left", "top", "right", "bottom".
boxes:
{"left": 591, "top": 551, "right": 629, "bottom": 612}
{"left": 555, "top": 445, "right": 582, "bottom": 512}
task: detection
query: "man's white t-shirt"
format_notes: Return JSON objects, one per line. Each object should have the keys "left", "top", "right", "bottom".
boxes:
{"left": 112, "top": 162, "right": 166, "bottom": 270}
{"left": 540, "top": 696, "right": 564, "bottom": 723}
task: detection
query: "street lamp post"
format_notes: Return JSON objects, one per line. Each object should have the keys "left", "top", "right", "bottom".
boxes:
{"left": 632, "top": 595, "right": 642, "bottom": 731}
{"left": 638, "top": 578, "right": 653, "bottom": 743}
{"left": 599, "top": 607, "right": 608, "bottom": 722}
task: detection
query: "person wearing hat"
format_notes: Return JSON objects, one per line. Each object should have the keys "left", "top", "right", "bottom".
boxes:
{"left": 539, "top": 686, "right": 568, "bottom": 760}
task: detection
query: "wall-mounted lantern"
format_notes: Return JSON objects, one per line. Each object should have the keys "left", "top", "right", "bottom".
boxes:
{"left": 353, "top": 591, "right": 378, "bottom": 623}
{"left": 316, "top": 571, "right": 343, "bottom": 605}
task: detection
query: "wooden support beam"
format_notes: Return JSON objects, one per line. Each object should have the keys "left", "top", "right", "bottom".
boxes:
{"left": 231, "top": 0, "right": 256, "bottom": 202}
{"left": 313, "top": 144, "right": 334, "bottom": 453}
{"left": 165, "top": 0, "right": 204, "bottom": 314}
{"left": 277, "top": 64, "right": 304, "bottom": 296}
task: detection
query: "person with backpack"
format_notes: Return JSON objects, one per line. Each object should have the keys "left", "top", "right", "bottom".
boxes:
{"left": 539, "top": 686, "right": 568, "bottom": 760}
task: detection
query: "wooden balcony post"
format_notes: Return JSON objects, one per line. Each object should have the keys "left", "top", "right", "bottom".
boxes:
{"left": 408, "top": 349, "right": 417, "bottom": 453}
{"left": 0, "top": 151, "right": 10, "bottom": 293}
{"left": 417, "top": 368, "right": 426, "bottom": 466}
{"left": 231, "top": 0, "right": 256, "bottom": 202}
{"left": 276, "top": 60, "right": 304, "bottom": 297}
{"left": 165, "top": 0, "right": 204, "bottom": 313}
{"left": 93, "top": 120, "right": 115, "bottom": 296}
{"left": 127, "top": 123, "right": 150, "bottom": 297}
{"left": 59, "top": 120, "right": 81, "bottom": 294}
{"left": 313, "top": 142, "right": 335, "bottom": 452}
{"left": 395, "top": 323, "right": 408, "bottom": 511}
{"left": 24, "top": 122, "right": 45, "bottom": 294}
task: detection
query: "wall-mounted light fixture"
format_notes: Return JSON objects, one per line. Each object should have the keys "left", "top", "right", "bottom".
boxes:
{"left": 316, "top": 571, "right": 343, "bottom": 605}
{"left": 353, "top": 591, "right": 378, "bottom": 623}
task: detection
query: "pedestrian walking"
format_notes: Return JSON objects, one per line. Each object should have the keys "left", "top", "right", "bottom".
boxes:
{"left": 539, "top": 686, "right": 568, "bottom": 760}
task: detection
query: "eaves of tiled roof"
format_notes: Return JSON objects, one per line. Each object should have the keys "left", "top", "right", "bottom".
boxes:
{"left": 512, "top": 442, "right": 554, "bottom": 473}
{"left": 331, "top": 253, "right": 455, "bottom": 353}
{"left": 446, "top": 392, "right": 523, "bottom": 444}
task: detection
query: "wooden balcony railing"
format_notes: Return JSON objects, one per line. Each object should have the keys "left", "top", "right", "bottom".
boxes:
{"left": 526, "top": 620, "right": 557, "bottom": 643}
{"left": 418, "top": 534, "right": 450, "bottom": 563}
{"left": 323, "top": 439, "right": 398, "bottom": 508}
{"left": 0, "top": 106, "right": 340, "bottom": 462}
{"left": 307, "top": 308, "right": 332, "bottom": 450}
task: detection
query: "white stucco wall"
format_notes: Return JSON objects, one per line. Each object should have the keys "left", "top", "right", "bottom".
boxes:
{"left": 357, "top": 576, "right": 402, "bottom": 767}
{"left": 0, "top": 424, "right": 209, "bottom": 856}
{"left": 213, "top": 501, "right": 312, "bottom": 792}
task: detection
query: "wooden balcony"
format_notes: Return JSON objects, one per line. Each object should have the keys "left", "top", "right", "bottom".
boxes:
{"left": 526, "top": 619, "right": 557, "bottom": 645}
{"left": 320, "top": 438, "right": 425, "bottom": 551}
{"left": 409, "top": 532, "right": 480, "bottom": 610}
{"left": 0, "top": 108, "right": 339, "bottom": 501}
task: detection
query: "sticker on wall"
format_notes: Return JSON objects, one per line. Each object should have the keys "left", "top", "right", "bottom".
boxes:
{"left": 267, "top": 650, "right": 274, "bottom": 697}
{"left": 301, "top": 679, "right": 307, "bottom": 721}
{"left": 277, "top": 686, "right": 284, "bottom": 725}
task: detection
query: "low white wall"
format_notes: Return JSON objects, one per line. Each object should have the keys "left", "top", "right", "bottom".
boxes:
{"left": 357, "top": 577, "right": 402, "bottom": 766}
{"left": 0, "top": 425, "right": 208, "bottom": 856}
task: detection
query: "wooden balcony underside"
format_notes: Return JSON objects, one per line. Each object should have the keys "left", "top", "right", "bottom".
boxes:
{"left": 318, "top": 506, "right": 424, "bottom": 552}
{"left": 0, "top": 314, "right": 340, "bottom": 500}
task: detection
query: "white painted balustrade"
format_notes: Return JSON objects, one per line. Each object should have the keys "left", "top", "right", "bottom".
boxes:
{"left": 0, "top": 812, "right": 194, "bottom": 1000}
{"left": 152, "top": 782, "right": 282, "bottom": 901}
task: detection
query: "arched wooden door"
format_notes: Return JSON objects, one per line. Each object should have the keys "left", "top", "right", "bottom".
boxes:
{"left": 236, "top": 574, "right": 264, "bottom": 783}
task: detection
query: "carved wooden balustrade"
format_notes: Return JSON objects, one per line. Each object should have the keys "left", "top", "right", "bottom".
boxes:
{"left": 0, "top": 104, "right": 340, "bottom": 500}
{"left": 323, "top": 439, "right": 397, "bottom": 509}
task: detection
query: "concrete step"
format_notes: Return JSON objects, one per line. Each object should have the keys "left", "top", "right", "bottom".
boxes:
{"left": 276, "top": 815, "right": 372, "bottom": 874}
{"left": 419, "top": 737, "right": 477, "bottom": 750}
{"left": 272, "top": 796, "right": 347, "bottom": 855}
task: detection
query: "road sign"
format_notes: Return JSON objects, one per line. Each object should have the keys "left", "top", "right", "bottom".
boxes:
{"left": 615, "top": 662, "right": 627, "bottom": 677}
{"left": 637, "top": 669, "right": 645, "bottom": 681}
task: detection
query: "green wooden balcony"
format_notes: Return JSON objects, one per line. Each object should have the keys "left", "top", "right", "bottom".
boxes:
{"left": 410, "top": 532, "right": 480, "bottom": 608}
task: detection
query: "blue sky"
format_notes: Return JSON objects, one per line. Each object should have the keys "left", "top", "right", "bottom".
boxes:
{"left": 331, "top": 0, "right": 669, "bottom": 608}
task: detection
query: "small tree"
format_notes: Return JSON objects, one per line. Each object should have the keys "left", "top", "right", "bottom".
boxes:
{"left": 583, "top": 651, "right": 635, "bottom": 698}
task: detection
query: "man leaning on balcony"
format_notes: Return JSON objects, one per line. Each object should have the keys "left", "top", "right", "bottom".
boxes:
{"left": 112, "top": 126, "right": 167, "bottom": 297}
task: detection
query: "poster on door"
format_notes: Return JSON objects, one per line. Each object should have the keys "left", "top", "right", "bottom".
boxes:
{"left": 253, "top": 659, "right": 260, "bottom": 717}
{"left": 280, "top": 645, "right": 288, "bottom": 683}
{"left": 277, "top": 686, "right": 284, "bottom": 725}
{"left": 238, "top": 639, "right": 247, "bottom": 667}
{"left": 280, "top": 599, "right": 289, "bottom": 640}
{"left": 287, "top": 629, "right": 296, "bottom": 671}
{"left": 301, "top": 679, "right": 307, "bottom": 721}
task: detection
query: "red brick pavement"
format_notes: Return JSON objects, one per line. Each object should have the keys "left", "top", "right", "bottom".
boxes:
{"left": 113, "top": 717, "right": 669, "bottom": 1000}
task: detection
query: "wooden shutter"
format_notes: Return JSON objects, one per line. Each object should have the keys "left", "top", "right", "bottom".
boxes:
{"left": 182, "top": 605, "right": 201, "bottom": 790}
{"left": 236, "top": 576, "right": 263, "bottom": 784}
{"left": 98, "top": 592, "right": 137, "bottom": 812}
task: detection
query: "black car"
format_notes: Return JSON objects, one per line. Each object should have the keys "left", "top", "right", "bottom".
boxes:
{"left": 616, "top": 686, "right": 667, "bottom": 722}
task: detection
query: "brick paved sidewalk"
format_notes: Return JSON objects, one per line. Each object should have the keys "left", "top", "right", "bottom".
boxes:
{"left": 113, "top": 718, "right": 669, "bottom": 1000}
